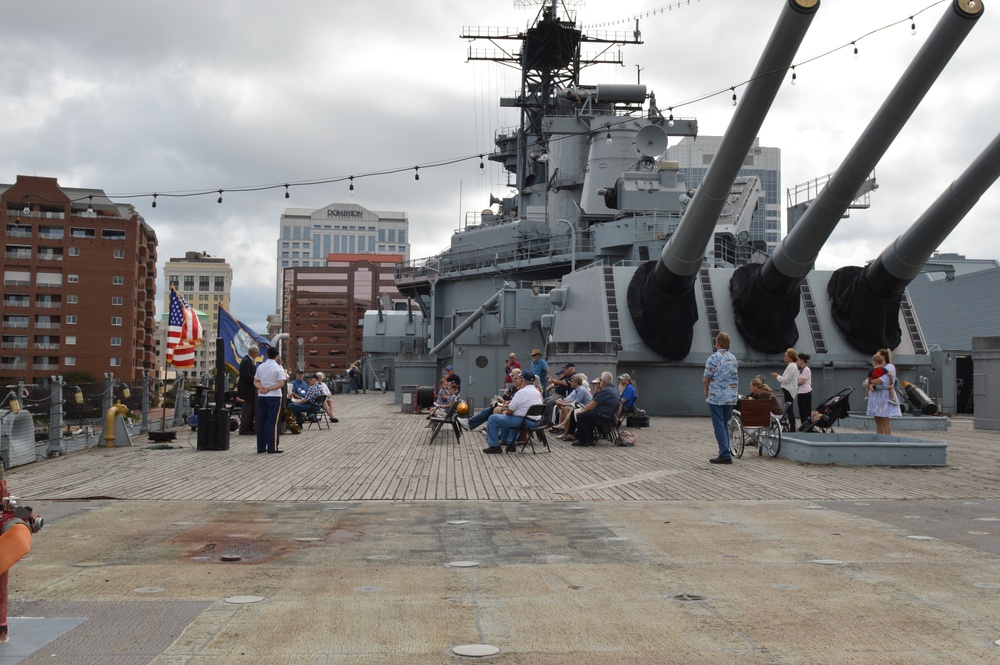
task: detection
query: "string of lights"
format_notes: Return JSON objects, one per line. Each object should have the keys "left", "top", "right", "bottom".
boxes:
{"left": 11, "top": 1, "right": 946, "bottom": 209}
{"left": 581, "top": 0, "right": 703, "bottom": 29}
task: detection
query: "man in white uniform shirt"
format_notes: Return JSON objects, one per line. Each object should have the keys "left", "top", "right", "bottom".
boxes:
{"left": 483, "top": 370, "right": 542, "bottom": 454}
{"left": 253, "top": 347, "right": 287, "bottom": 454}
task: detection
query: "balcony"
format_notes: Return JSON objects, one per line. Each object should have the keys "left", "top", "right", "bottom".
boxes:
{"left": 1, "top": 342, "right": 27, "bottom": 349}
{"left": 37, "top": 253, "right": 63, "bottom": 261}
{"left": 4, "top": 250, "right": 31, "bottom": 259}
{"left": 2, "top": 321, "right": 28, "bottom": 329}
{"left": 0, "top": 362, "right": 28, "bottom": 371}
{"left": 6, "top": 228, "right": 32, "bottom": 238}
{"left": 34, "top": 343, "right": 59, "bottom": 350}
{"left": 32, "top": 363, "right": 59, "bottom": 370}
{"left": 2, "top": 300, "right": 29, "bottom": 308}
{"left": 34, "top": 301, "right": 61, "bottom": 308}
{"left": 34, "top": 322, "right": 60, "bottom": 330}
{"left": 3, "top": 280, "right": 30, "bottom": 287}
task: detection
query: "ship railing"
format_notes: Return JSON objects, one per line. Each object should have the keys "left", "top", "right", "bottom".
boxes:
{"left": 397, "top": 234, "right": 580, "bottom": 282}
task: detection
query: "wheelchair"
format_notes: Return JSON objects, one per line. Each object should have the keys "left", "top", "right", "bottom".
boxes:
{"left": 729, "top": 398, "right": 782, "bottom": 459}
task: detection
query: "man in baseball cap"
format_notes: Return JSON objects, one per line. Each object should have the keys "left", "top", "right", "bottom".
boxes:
{"left": 480, "top": 369, "right": 541, "bottom": 454}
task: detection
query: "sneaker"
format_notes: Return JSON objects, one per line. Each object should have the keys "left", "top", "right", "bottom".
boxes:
{"left": 482, "top": 446, "right": 503, "bottom": 454}
{"left": 709, "top": 456, "right": 732, "bottom": 464}
{"left": 457, "top": 417, "right": 471, "bottom": 431}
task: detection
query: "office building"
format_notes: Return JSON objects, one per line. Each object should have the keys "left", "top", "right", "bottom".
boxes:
{"left": 276, "top": 202, "right": 409, "bottom": 313}
{"left": 1, "top": 175, "right": 158, "bottom": 384}
{"left": 666, "top": 136, "right": 782, "bottom": 252}
{"left": 162, "top": 251, "right": 232, "bottom": 380}
{"left": 281, "top": 254, "right": 407, "bottom": 374}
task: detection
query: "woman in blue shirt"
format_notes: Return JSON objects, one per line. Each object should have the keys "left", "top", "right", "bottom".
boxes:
{"left": 618, "top": 373, "right": 638, "bottom": 413}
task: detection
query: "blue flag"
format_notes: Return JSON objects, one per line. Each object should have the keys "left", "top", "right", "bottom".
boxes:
{"left": 217, "top": 306, "right": 271, "bottom": 372}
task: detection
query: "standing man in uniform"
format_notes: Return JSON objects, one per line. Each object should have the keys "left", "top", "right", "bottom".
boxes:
{"left": 237, "top": 345, "right": 259, "bottom": 435}
{"left": 254, "top": 347, "right": 286, "bottom": 454}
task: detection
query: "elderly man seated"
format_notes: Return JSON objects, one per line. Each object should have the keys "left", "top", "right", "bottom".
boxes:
{"left": 314, "top": 372, "right": 339, "bottom": 423}
{"left": 458, "top": 368, "right": 522, "bottom": 432}
{"left": 482, "top": 370, "right": 542, "bottom": 454}
{"left": 289, "top": 374, "right": 326, "bottom": 425}
{"left": 573, "top": 371, "right": 620, "bottom": 447}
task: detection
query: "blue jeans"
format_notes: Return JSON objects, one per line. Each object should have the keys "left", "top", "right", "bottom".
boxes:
{"left": 709, "top": 403, "right": 734, "bottom": 459}
{"left": 486, "top": 413, "right": 524, "bottom": 447}
{"left": 467, "top": 406, "right": 494, "bottom": 430}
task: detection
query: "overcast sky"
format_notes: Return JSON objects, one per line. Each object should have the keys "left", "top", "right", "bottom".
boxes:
{"left": 4, "top": 0, "right": 998, "bottom": 331}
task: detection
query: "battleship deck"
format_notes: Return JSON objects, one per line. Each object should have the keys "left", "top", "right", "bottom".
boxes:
{"left": 5, "top": 394, "right": 1000, "bottom": 664}
{"left": 9, "top": 393, "right": 1000, "bottom": 503}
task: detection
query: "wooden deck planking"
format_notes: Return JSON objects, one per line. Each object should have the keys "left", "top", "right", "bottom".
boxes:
{"left": 8, "top": 393, "right": 1000, "bottom": 503}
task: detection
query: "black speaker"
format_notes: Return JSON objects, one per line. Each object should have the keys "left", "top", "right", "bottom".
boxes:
{"left": 196, "top": 408, "right": 230, "bottom": 450}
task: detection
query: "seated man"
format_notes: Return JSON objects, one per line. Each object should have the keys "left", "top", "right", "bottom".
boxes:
{"left": 288, "top": 374, "right": 325, "bottom": 425}
{"left": 314, "top": 372, "right": 339, "bottom": 423}
{"left": 542, "top": 361, "right": 575, "bottom": 427}
{"left": 482, "top": 371, "right": 542, "bottom": 454}
{"left": 574, "top": 371, "right": 620, "bottom": 447}
{"left": 458, "top": 369, "right": 521, "bottom": 432}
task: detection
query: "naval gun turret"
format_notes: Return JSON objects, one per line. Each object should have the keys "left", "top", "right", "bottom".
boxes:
{"left": 828, "top": 129, "right": 1000, "bottom": 352}
{"left": 731, "top": 0, "right": 985, "bottom": 353}
{"left": 628, "top": 0, "right": 819, "bottom": 360}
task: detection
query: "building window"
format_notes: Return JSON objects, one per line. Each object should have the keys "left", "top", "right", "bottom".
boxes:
{"left": 102, "top": 229, "right": 126, "bottom": 240}
{"left": 69, "top": 247, "right": 80, "bottom": 256}
{"left": 398, "top": 230, "right": 405, "bottom": 243}
{"left": 199, "top": 276, "right": 209, "bottom": 291}
{"left": 110, "top": 358, "right": 121, "bottom": 367}
{"left": 214, "top": 276, "right": 225, "bottom": 292}
{"left": 111, "top": 317, "right": 123, "bottom": 326}
{"left": 112, "top": 296, "right": 123, "bottom": 306}
{"left": 111, "top": 337, "right": 122, "bottom": 346}
{"left": 66, "top": 316, "right": 77, "bottom": 325}
{"left": 184, "top": 276, "right": 194, "bottom": 290}
{"left": 68, "top": 274, "right": 79, "bottom": 283}
{"left": 388, "top": 229, "right": 396, "bottom": 243}
{"left": 70, "top": 228, "right": 95, "bottom": 238}
{"left": 67, "top": 295, "right": 78, "bottom": 304}
{"left": 113, "top": 249, "right": 125, "bottom": 259}
{"left": 112, "top": 276, "right": 124, "bottom": 285}
{"left": 64, "top": 356, "right": 76, "bottom": 366}
{"left": 66, "top": 336, "right": 76, "bottom": 345}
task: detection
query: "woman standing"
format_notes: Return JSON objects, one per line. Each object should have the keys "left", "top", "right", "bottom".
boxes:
{"left": 796, "top": 353, "right": 813, "bottom": 429}
{"left": 865, "top": 350, "right": 901, "bottom": 435}
{"left": 770, "top": 348, "right": 799, "bottom": 429}
{"left": 703, "top": 332, "right": 739, "bottom": 464}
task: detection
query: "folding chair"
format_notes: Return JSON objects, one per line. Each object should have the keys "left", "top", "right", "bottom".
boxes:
{"left": 304, "top": 395, "right": 330, "bottom": 429}
{"left": 509, "top": 403, "right": 550, "bottom": 454}
{"left": 596, "top": 416, "right": 622, "bottom": 446}
{"left": 428, "top": 401, "right": 461, "bottom": 445}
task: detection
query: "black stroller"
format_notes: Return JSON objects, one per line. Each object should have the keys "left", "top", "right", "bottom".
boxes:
{"left": 799, "top": 387, "right": 854, "bottom": 432}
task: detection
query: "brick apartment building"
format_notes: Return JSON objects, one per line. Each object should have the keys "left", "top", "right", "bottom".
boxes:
{"left": 281, "top": 254, "right": 405, "bottom": 373}
{"left": 1, "top": 175, "right": 158, "bottom": 384}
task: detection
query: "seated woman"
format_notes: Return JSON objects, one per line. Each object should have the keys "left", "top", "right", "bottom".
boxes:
{"left": 618, "top": 373, "right": 638, "bottom": 417}
{"left": 552, "top": 374, "right": 591, "bottom": 433}
{"left": 745, "top": 375, "right": 784, "bottom": 416}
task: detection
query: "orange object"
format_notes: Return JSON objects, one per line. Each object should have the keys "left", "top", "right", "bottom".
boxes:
{"left": 456, "top": 400, "right": 470, "bottom": 416}
{"left": 0, "top": 523, "right": 31, "bottom": 575}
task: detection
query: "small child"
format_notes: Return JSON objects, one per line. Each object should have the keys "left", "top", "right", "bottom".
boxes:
{"left": 426, "top": 383, "right": 460, "bottom": 425}
{"left": 865, "top": 354, "right": 887, "bottom": 401}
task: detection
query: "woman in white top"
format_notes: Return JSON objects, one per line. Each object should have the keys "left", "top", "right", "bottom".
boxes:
{"left": 796, "top": 353, "right": 812, "bottom": 429}
{"left": 770, "top": 348, "right": 799, "bottom": 428}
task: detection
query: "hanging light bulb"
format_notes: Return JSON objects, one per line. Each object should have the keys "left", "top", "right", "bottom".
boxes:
{"left": 731, "top": 87, "right": 737, "bottom": 106}
{"left": 349, "top": 176, "right": 355, "bottom": 194}
{"left": 791, "top": 66, "right": 797, "bottom": 86}
{"left": 8, "top": 398, "right": 19, "bottom": 414}
{"left": 852, "top": 42, "right": 859, "bottom": 59}
{"left": 605, "top": 124, "right": 613, "bottom": 145}
{"left": 217, "top": 189, "right": 223, "bottom": 204}
{"left": 414, "top": 166, "right": 420, "bottom": 181}
{"left": 74, "top": 386, "right": 84, "bottom": 405}
{"left": 152, "top": 193, "right": 158, "bottom": 208}
{"left": 910, "top": 17, "right": 916, "bottom": 35}
{"left": 479, "top": 154, "right": 484, "bottom": 173}
{"left": 284, "top": 184, "right": 290, "bottom": 199}
{"left": 668, "top": 108, "right": 675, "bottom": 127}
{"left": 86, "top": 195, "right": 94, "bottom": 214}
{"left": 122, "top": 384, "right": 131, "bottom": 399}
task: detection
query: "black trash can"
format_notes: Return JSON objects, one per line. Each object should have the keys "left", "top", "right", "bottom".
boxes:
{"left": 196, "top": 408, "right": 231, "bottom": 450}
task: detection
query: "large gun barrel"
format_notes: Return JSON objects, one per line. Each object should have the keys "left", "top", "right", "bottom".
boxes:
{"left": 731, "top": 0, "right": 984, "bottom": 353}
{"left": 828, "top": 128, "right": 1000, "bottom": 352}
{"left": 627, "top": 0, "right": 819, "bottom": 360}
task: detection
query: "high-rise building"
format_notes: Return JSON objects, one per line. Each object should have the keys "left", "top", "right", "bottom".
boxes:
{"left": 665, "top": 136, "right": 782, "bottom": 252}
{"left": 162, "top": 251, "right": 232, "bottom": 380}
{"left": 281, "top": 254, "right": 406, "bottom": 374}
{"left": 1, "top": 175, "right": 158, "bottom": 384}
{"left": 276, "top": 202, "right": 409, "bottom": 313}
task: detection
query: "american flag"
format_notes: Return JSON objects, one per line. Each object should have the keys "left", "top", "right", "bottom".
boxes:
{"left": 166, "top": 287, "right": 203, "bottom": 367}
